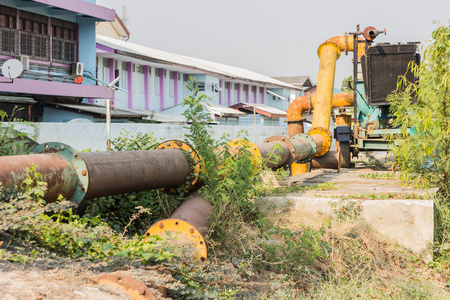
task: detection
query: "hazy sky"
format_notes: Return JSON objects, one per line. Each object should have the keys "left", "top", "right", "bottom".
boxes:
{"left": 96, "top": 0, "right": 449, "bottom": 88}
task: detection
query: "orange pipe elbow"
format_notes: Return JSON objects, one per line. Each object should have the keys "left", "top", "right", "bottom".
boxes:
{"left": 287, "top": 92, "right": 354, "bottom": 123}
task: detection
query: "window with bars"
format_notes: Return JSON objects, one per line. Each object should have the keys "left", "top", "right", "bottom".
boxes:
{"left": 0, "top": 5, "right": 78, "bottom": 64}
{"left": 0, "top": 5, "right": 16, "bottom": 56}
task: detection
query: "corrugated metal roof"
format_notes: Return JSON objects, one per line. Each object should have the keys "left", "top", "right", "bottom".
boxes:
{"left": 121, "top": 108, "right": 187, "bottom": 123}
{"left": 47, "top": 103, "right": 146, "bottom": 118}
{"left": 271, "top": 76, "right": 314, "bottom": 88}
{"left": 96, "top": 35, "right": 300, "bottom": 90}
{"left": 230, "top": 103, "right": 287, "bottom": 118}
{"left": 206, "top": 103, "right": 247, "bottom": 117}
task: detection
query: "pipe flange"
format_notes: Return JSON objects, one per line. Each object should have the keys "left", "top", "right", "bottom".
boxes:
{"left": 290, "top": 133, "right": 317, "bottom": 164}
{"left": 156, "top": 140, "right": 201, "bottom": 194}
{"left": 317, "top": 41, "right": 342, "bottom": 59}
{"left": 227, "top": 139, "right": 262, "bottom": 168}
{"left": 145, "top": 218, "right": 207, "bottom": 262}
{"left": 30, "top": 142, "right": 88, "bottom": 204}
{"left": 263, "top": 135, "right": 296, "bottom": 167}
{"left": 307, "top": 127, "right": 333, "bottom": 157}
{"left": 286, "top": 118, "right": 306, "bottom": 124}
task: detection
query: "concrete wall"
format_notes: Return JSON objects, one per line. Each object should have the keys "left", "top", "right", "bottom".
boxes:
{"left": 10, "top": 122, "right": 288, "bottom": 152}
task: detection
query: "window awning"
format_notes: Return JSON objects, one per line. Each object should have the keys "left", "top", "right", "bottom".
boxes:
{"left": 230, "top": 103, "right": 287, "bottom": 118}
{"left": 266, "top": 89, "right": 287, "bottom": 101}
{"left": 206, "top": 103, "right": 247, "bottom": 118}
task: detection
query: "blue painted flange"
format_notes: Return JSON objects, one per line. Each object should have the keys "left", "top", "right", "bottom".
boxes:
{"left": 290, "top": 133, "right": 317, "bottom": 164}
{"left": 30, "top": 142, "right": 89, "bottom": 205}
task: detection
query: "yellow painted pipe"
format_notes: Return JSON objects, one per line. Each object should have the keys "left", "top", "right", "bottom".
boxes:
{"left": 311, "top": 42, "right": 341, "bottom": 130}
{"left": 326, "top": 35, "right": 366, "bottom": 59}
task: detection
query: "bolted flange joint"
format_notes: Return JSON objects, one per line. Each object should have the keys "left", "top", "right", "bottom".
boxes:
{"left": 227, "top": 139, "right": 262, "bottom": 169}
{"left": 30, "top": 142, "right": 89, "bottom": 204}
{"left": 290, "top": 133, "right": 317, "bottom": 164}
{"left": 156, "top": 140, "right": 201, "bottom": 194}
{"left": 307, "top": 127, "right": 333, "bottom": 157}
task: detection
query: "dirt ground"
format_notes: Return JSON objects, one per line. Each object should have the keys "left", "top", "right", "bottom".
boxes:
{"left": 0, "top": 164, "right": 447, "bottom": 299}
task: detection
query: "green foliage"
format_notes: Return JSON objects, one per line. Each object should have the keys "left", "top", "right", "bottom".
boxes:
{"left": 0, "top": 168, "right": 180, "bottom": 265}
{"left": 340, "top": 75, "right": 353, "bottom": 92}
{"left": 388, "top": 24, "right": 450, "bottom": 198}
{"left": 0, "top": 107, "right": 36, "bottom": 156}
{"left": 182, "top": 78, "right": 264, "bottom": 240}
{"left": 110, "top": 129, "right": 160, "bottom": 151}
{"left": 257, "top": 218, "right": 330, "bottom": 274}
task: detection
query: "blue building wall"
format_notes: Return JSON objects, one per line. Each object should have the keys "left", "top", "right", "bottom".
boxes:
{"left": 43, "top": 107, "right": 94, "bottom": 123}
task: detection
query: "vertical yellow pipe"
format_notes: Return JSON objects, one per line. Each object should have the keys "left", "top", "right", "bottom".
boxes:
{"left": 311, "top": 42, "right": 341, "bottom": 130}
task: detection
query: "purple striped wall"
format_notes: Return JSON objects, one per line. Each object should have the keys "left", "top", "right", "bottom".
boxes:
{"left": 174, "top": 71, "right": 179, "bottom": 105}
{"left": 144, "top": 66, "right": 149, "bottom": 110}
{"left": 159, "top": 68, "right": 165, "bottom": 110}
{"left": 0, "top": 77, "right": 114, "bottom": 98}
{"left": 219, "top": 80, "right": 222, "bottom": 105}
{"left": 236, "top": 83, "right": 241, "bottom": 103}
{"left": 254, "top": 86, "right": 257, "bottom": 103}
{"left": 127, "top": 62, "right": 132, "bottom": 108}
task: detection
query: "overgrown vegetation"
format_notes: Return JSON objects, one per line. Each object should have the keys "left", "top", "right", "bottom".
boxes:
{"left": 0, "top": 106, "right": 35, "bottom": 156}
{"left": 388, "top": 23, "right": 450, "bottom": 275}
{"left": 0, "top": 72, "right": 449, "bottom": 298}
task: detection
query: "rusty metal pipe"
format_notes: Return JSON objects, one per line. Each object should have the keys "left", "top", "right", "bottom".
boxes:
{"left": 0, "top": 153, "right": 78, "bottom": 202}
{"left": 256, "top": 141, "right": 291, "bottom": 168}
{"left": 145, "top": 193, "right": 212, "bottom": 262}
{"left": 311, "top": 150, "right": 340, "bottom": 169}
{"left": 82, "top": 149, "right": 191, "bottom": 199}
{"left": 287, "top": 92, "right": 354, "bottom": 137}
{"left": 170, "top": 194, "right": 213, "bottom": 236}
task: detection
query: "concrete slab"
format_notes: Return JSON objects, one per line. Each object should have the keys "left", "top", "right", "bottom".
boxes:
{"left": 264, "top": 165, "right": 436, "bottom": 253}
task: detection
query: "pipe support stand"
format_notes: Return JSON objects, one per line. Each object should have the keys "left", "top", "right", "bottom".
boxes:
{"left": 156, "top": 140, "right": 201, "bottom": 194}
{"left": 31, "top": 142, "right": 88, "bottom": 204}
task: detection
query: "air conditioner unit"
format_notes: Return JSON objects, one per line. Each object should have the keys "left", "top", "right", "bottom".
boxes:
{"left": 72, "top": 62, "right": 84, "bottom": 76}
{"left": 15, "top": 55, "right": 29, "bottom": 71}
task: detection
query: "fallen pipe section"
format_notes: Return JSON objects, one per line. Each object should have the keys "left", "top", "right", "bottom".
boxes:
{"left": 0, "top": 133, "right": 336, "bottom": 261}
{"left": 0, "top": 141, "right": 201, "bottom": 205}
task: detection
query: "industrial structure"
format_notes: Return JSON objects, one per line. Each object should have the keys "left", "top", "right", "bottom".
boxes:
{"left": 0, "top": 24, "right": 419, "bottom": 261}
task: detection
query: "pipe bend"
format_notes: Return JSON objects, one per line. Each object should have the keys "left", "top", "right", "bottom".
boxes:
{"left": 325, "top": 35, "right": 366, "bottom": 58}
{"left": 286, "top": 92, "right": 354, "bottom": 123}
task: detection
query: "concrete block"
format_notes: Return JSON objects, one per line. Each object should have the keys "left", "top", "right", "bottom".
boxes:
{"left": 265, "top": 195, "right": 434, "bottom": 253}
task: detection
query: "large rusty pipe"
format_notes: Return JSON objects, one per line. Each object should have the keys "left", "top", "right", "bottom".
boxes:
{"left": 311, "top": 150, "right": 340, "bottom": 169}
{"left": 256, "top": 141, "right": 291, "bottom": 168}
{"left": 0, "top": 153, "right": 78, "bottom": 202}
{"left": 82, "top": 149, "right": 191, "bottom": 199}
{"left": 145, "top": 193, "right": 212, "bottom": 262}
